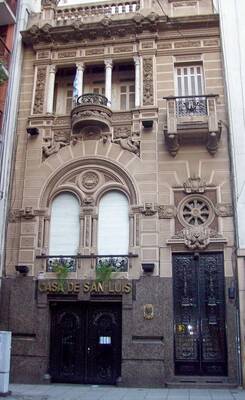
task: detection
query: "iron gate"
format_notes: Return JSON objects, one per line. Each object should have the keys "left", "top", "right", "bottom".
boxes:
{"left": 173, "top": 252, "right": 227, "bottom": 376}
{"left": 50, "top": 301, "right": 122, "bottom": 384}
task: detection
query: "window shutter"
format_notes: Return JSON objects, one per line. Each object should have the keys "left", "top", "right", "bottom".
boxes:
{"left": 98, "top": 191, "right": 129, "bottom": 255}
{"left": 49, "top": 193, "right": 80, "bottom": 255}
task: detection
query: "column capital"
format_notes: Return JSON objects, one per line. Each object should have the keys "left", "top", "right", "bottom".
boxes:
{"left": 105, "top": 59, "right": 113, "bottom": 69}
{"left": 76, "top": 62, "right": 85, "bottom": 72}
{"left": 49, "top": 64, "right": 56, "bottom": 74}
{"left": 134, "top": 56, "right": 140, "bottom": 66}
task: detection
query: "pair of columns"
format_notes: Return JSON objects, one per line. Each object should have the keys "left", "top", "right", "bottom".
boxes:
{"left": 46, "top": 57, "right": 141, "bottom": 113}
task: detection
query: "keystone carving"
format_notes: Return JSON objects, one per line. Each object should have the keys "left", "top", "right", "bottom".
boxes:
{"left": 183, "top": 177, "right": 206, "bottom": 194}
{"left": 170, "top": 227, "right": 225, "bottom": 250}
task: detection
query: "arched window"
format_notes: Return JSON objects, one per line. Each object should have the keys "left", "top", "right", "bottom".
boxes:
{"left": 97, "top": 191, "right": 129, "bottom": 255}
{"left": 49, "top": 192, "right": 80, "bottom": 255}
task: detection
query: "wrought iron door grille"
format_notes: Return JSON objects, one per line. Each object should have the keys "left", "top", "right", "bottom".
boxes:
{"left": 173, "top": 252, "right": 227, "bottom": 376}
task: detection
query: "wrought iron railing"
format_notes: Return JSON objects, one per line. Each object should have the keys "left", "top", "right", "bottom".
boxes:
{"left": 96, "top": 256, "right": 129, "bottom": 272}
{"left": 36, "top": 254, "right": 137, "bottom": 273}
{"left": 175, "top": 95, "right": 207, "bottom": 117}
{"left": 45, "top": 256, "right": 77, "bottom": 272}
{"left": 76, "top": 93, "right": 108, "bottom": 106}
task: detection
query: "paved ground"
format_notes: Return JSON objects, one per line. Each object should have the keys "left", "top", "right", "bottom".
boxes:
{"left": 4, "top": 384, "right": 245, "bottom": 400}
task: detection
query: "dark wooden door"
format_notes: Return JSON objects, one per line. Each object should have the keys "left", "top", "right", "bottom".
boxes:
{"left": 173, "top": 252, "right": 227, "bottom": 376}
{"left": 50, "top": 302, "right": 122, "bottom": 384}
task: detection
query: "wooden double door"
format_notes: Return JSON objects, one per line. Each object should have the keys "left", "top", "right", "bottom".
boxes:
{"left": 173, "top": 252, "right": 227, "bottom": 376}
{"left": 50, "top": 301, "right": 122, "bottom": 384}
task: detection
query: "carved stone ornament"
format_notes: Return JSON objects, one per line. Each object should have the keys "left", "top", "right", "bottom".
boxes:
{"left": 178, "top": 195, "right": 214, "bottom": 228}
{"left": 170, "top": 227, "right": 225, "bottom": 250}
{"left": 183, "top": 177, "right": 206, "bottom": 194}
{"left": 215, "top": 203, "right": 233, "bottom": 217}
{"left": 143, "top": 58, "right": 154, "bottom": 106}
{"left": 78, "top": 171, "right": 100, "bottom": 192}
{"left": 9, "top": 207, "right": 47, "bottom": 222}
{"left": 33, "top": 67, "right": 47, "bottom": 114}
{"left": 141, "top": 203, "right": 157, "bottom": 216}
{"left": 42, "top": 136, "right": 69, "bottom": 158}
{"left": 158, "top": 205, "right": 177, "bottom": 219}
{"left": 144, "top": 304, "right": 154, "bottom": 320}
{"left": 113, "top": 126, "right": 131, "bottom": 139}
{"left": 113, "top": 134, "right": 140, "bottom": 157}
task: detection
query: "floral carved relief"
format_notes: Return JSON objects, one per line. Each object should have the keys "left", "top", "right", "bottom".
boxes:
{"left": 33, "top": 66, "right": 47, "bottom": 114}
{"left": 143, "top": 58, "right": 154, "bottom": 106}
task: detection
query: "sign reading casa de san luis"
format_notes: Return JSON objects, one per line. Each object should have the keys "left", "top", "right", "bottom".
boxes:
{"left": 38, "top": 280, "right": 132, "bottom": 294}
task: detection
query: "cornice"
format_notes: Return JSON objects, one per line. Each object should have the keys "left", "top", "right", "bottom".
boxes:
{"left": 21, "top": 13, "right": 219, "bottom": 47}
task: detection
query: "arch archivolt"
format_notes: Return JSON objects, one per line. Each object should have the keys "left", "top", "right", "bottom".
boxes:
{"left": 37, "top": 152, "right": 141, "bottom": 257}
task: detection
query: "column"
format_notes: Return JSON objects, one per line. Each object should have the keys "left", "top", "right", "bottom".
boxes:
{"left": 134, "top": 56, "right": 140, "bottom": 107}
{"left": 105, "top": 59, "right": 113, "bottom": 106}
{"left": 46, "top": 65, "right": 56, "bottom": 114}
{"left": 75, "top": 62, "right": 85, "bottom": 99}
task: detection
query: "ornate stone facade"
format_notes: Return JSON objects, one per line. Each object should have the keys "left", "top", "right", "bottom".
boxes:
{"left": 0, "top": 0, "right": 239, "bottom": 390}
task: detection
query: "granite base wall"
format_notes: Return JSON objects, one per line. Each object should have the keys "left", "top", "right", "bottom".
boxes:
{"left": 0, "top": 276, "right": 239, "bottom": 387}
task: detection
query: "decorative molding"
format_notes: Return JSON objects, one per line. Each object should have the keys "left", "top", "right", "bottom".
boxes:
{"left": 183, "top": 177, "right": 206, "bottom": 193}
{"left": 168, "top": 227, "right": 226, "bottom": 250}
{"left": 143, "top": 58, "right": 154, "bottom": 106}
{"left": 33, "top": 66, "right": 47, "bottom": 115}
{"left": 9, "top": 208, "right": 47, "bottom": 222}
{"left": 215, "top": 203, "right": 233, "bottom": 217}
{"left": 113, "top": 126, "right": 131, "bottom": 139}
{"left": 158, "top": 205, "right": 177, "bottom": 219}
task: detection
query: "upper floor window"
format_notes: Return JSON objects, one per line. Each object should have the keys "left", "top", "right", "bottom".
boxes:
{"left": 97, "top": 191, "right": 129, "bottom": 255}
{"left": 49, "top": 192, "right": 80, "bottom": 255}
{"left": 175, "top": 65, "right": 204, "bottom": 96}
{"left": 120, "top": 84, "right": 135, "bottom": 111}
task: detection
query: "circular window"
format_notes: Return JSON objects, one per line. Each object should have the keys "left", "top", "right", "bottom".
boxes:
{"left": 178, "top": 195, "right": 214, "bottom": 227}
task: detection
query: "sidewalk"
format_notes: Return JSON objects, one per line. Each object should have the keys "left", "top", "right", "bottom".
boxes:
{"left": 6, "top": 384, "right": 245, "bottom": 400}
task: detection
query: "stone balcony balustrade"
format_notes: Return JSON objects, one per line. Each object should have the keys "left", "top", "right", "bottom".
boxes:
{"left": 163, "top": 94, "right": 221, "bottom": 156}
{"left": 55, "top": 0, "right": 140, "bottom": 26}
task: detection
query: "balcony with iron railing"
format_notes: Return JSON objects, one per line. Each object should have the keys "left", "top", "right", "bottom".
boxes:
{"left": 163, "top": 94, "right": 221, "bottom": 156}
{"left": 71, "top": 93, "right": 112, "bottom": 135}
{"left": 0, "top": 0, "right": 16, "bottom": 25}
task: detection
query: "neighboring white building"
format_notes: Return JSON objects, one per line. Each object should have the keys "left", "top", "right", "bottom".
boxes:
{"left": 0, "top": 0, "right": 40, "bottom": 284}
{"left": 215, "top": 0, "right": 245, "bottom": 387}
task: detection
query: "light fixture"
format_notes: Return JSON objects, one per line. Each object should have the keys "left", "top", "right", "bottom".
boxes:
{"left": 27, "top": 127, "right": 39, "bottom": 136}
{"left": 15, "top": 265, "right": 29, "bottom": 275}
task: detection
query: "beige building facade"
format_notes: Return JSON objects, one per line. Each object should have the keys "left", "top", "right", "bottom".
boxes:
{"left": 0, "top": 0, "right": 240, "bottom": 387}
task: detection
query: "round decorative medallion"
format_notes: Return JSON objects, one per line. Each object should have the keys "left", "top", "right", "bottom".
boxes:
{"left": 178, "top": 195, "right": 214, "bottom": 227}
{"left": 79, "top": 171, "right": 100, "bottom": 192}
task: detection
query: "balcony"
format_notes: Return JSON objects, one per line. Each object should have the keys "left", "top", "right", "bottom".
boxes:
{"left": 55, "top": 0, "right": 140, "bottom": 26}
{"left": 71, "top": 93, "right": 112, "bottom": 135}
{"left": 163, "top": 95, "right": 221, "bottom": 156}
{"left": 0, "top": 0, "right": 16, "bottom": 25}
